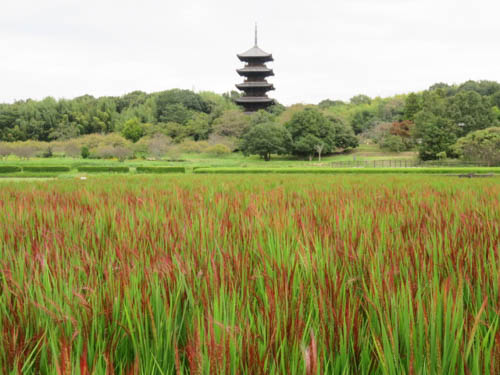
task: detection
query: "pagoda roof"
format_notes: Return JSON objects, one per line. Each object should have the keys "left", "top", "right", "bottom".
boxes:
{"left": 237, "top": 66, "right": 274, "bottom": 76}
{"left": 237, "top": 45, "right": 273, "bottom": 60}
{"left": 235, "top": 96, "right": 274, "bottom": 103}
{"left": 236, "top": 82, "right": 274, "bottom": 89}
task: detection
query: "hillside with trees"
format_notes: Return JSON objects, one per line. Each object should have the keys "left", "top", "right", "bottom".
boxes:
{"left": 0, "top": 80, "right": 499, "bottom": 163}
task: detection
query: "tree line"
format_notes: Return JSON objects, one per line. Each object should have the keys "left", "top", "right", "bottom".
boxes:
{"left": 0, "top": 80, "right": 499, "bottom": 162}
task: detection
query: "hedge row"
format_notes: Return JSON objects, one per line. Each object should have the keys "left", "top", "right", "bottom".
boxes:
{"left": 0, "top": 173, "right": 61, "bottom": 178}
{"left": 136, "top": 166, "right": 185, "bottom": 173}
{"left": 77, "top": 166, "right": 130, "bottom": 173}
{"left": 22, "top": 166, "right": 71, "bottom": 172}
{"left": 193, "top": 167, "right": 500, "bottom": 174}
{"left": 0, "top": 166, "right": 22, "bottom": 173}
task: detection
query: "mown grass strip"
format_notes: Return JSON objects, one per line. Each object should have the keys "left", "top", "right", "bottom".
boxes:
{"left": 136, "top": 166, "right": 185, "bottom": 174}
{"left": 22, "top": 165, "right": 71, "bottom": 172}
{"left": 0, "top": 172, "right": 61, "bottom": 178}
{"left": 0, "top": 165, "right": 22, "bottom": 173}
{"left": 193, "top": 167, "right": 500, "bottom": 174}
{"left": 77, "top": 166, "right": 130, "bottom": 173}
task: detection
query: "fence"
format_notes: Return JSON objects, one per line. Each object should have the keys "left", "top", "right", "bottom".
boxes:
{"left": 329, "top": 159, "right": 496, "bottom": 168}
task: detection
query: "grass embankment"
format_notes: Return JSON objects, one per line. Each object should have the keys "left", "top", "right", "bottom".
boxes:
{"left": 194, "top": 167, "right": 500, "bottom": 174}
{"left": 0, "top": 175, "right": 498, "bottom": 374}
{"left": 1, "top": 161, "right": 498, "bottom": 178}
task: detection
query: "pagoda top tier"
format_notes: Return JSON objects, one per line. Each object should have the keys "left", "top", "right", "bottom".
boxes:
{"left": 237, "top": 24, "right": 273, "bottom": 63}
{"left": 237, "top": 46, "right": 273, "bottom": 62}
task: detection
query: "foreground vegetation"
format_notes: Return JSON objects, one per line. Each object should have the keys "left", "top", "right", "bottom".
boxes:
{"left": 0, "top": 175, "right": 498, "bottom": 374}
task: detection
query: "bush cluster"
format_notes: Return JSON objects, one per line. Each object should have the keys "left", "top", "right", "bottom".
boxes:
{"left": 0, "top": 166, "right": 22, "bottom": 173}
{"left": 77, "top": 166, "right": 130, "bottom": 173}
{"left": 22, "top": 166, "right": 71, "bottom": 172}
{"left": 136, "top": 166, "right": 185, "bottom": 173}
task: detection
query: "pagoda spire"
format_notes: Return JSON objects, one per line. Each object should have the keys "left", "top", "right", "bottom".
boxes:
{"left": 254, "top": 23, "right": 258, "bottom": 46}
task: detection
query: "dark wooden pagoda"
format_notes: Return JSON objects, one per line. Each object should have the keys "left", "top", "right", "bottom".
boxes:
{"left": 235, "top": 26, "right": 274, "bottom": 112}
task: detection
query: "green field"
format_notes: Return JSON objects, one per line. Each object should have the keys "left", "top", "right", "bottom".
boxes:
{"left": 0, "top": 146, "right": 497, "bottom": 179}
{"left": 0, "top": 175, "right": 498, "bottom": 374}
{"left": 0, "top": 144, "right": 416, "bottom": 169}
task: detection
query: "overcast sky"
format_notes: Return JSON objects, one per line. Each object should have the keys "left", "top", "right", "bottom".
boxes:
{"left": 1, "top": 0, "right": 499, "bottom": 105}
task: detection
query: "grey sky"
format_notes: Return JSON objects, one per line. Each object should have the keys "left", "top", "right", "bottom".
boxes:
{"left": 1, "top": 0, "right": 499, "bottom": 105}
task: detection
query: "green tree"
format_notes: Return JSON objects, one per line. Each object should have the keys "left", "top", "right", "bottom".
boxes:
{"left": 350, "top": 94, "right": 372, "bottom": 105}
{"left": 318, "top": 99, "right": 345, "bottom": 109}
{"left": 249, "top": 110, "right": 275, "bottom": 126}
{"left": 155, "top": 89, "right": 208, "bottom": 124}
{"left": 403, "top": 93, "right": 421, "bottom": 121}
{"left": 327, "top": 115, "right": 359, "bottom": 149}
{"left": 157, "top": 103, "right": 192, "bottom": 124}
{"left": 350, "top": 107, "right": 376, "bottom": 134}
{"left": 185, "top": 113, "right": 211, "bottom": 140}
{"left": 116, "top": 90, "right": 148, "bottom": 112}
{"left": 163, "top": 122, "right": 187, "bottom": 142}
{"left": 491, "top": 92, "right": 500, "bottom": 108}
{"left": 380, "top": 135, "right": 405, "bottom": 152}
{"left": 240, "top": 122, "right": 290, "bottom": 161}
{"left": 212, "top": 110, "right": 250, "bottom": 138}
{"left": 267, "top": 103, "right": 286, "bottom": 116}
{"left": 446, "top": 90, "right": 497, "bottom": 137}
{"left": 452, "top": 127, "right": 500, "bottom": 165}
{"left": 121, "top": 117, "right": 144, "bottom": 142}
{"left": 414, "top": 112, "right": 457, "bottom": 160}
{"left": 285, "top": 108, "right": 337, "bottom": 158}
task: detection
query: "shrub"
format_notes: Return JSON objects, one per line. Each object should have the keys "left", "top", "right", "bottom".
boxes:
{"left": 11, "top": 143, "right": 39, "bottom": 159}
{"left": 113, "top": 146, "right": 133, "bottom": 162}
{"left": 136, "top": 166, "right": 185, "bottom": 173}
{"left": 380, "top": 135, "right": 406, "bottom": 152}
{"left": 206, "top": 144, "right": 231, "bottom": 156}
{"left": 22, "top": 166, "right": 71, "bottom": 172}
{"left": 178, "top": 140, "right": 209, "bottom": 154}
{"left": 146, "top": 134, "right": 172, "bottom": 159}
{"left": 0, "top": 143, "right": 13, "bottom": 159}
{"left": 453, "top": 127, "right": 500, "bottom": 166}
{"left": 95, "top": 145, "right": 116, "bottom": 159}
{"left": 81, "top": 146, "right": 90, "bottom": 159}
{"left": 42, "top": 146, "right": 53, "bottom": 158}
{"left": 77, "top": 166, "right": 130, "bottom": 173}
{"left": 0, "top": 166, "right": 22, "bottom": 173}
{"left": 121, "top": 117, "right": 145, "bottom": 142}
{"left": 208, "top": 134, "right": 238, "bottom": 152}
{"left": 436, "top": 151, "right": 447, "bottom": 160}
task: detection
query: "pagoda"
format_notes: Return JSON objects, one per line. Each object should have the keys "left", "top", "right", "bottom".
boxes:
{"left": 235, "top": 26, "right": 275, "bottom": 112}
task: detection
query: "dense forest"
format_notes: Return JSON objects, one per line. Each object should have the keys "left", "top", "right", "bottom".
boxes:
{"left": 0, "top": 80, "right": 499, "bottom": 162}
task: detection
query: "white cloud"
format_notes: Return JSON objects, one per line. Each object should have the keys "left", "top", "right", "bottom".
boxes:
{"left": 0, "top": 0, "right": 499, "bottom": 105}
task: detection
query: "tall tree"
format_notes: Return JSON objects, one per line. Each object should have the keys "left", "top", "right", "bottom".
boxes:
{"left": 240, "top": 122, "right": 290, "bottom": 161}
{"left": 285, "top": 108, "right": 337, "bottom": 158}
{"left": 403, "top": 93, "right": 421, "bottom": 121}
{"left": 414, "top": 112, "right": 457, "bottom": 160}
{"left": 446, "top": 90, "right": 497, "bottom": 137}
{"left": 452, "top": 127, "right": 500, "bottom": 165}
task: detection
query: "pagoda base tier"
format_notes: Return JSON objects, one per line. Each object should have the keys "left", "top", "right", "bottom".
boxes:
{"left": 236, "top": 97, "right": 274, "bottom": 112}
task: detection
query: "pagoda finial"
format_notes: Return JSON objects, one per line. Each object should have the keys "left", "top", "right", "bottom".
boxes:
{"left": 254, "top": 22, "right": 258, "bottom": 46}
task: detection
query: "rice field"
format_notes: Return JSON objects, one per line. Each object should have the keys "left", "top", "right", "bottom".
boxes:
{"left": 0, "top": 175, "right": 498, "bottom": 374}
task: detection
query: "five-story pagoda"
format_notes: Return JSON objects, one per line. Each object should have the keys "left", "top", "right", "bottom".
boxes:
{"left": 236, "top": 26, "right": 274, "bottom": 112}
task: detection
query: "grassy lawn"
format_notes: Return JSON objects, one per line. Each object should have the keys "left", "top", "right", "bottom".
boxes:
{"left": 0, "top": 144, "right": 418, "bottom": 172}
